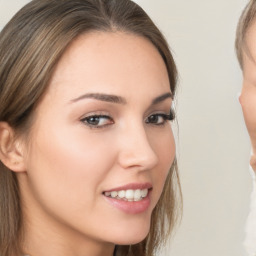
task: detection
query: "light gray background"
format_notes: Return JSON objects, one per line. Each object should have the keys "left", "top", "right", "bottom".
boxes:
{"left": 0, "top": 0, "right": 251, "bottom": 255}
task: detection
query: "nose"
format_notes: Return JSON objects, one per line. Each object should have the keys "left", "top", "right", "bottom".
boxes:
{"left": 250, "top": 154, "right": 256, "bottom": 172}
{"left": 239, "top": 83, "right": 247, "bottom": 107}
{"left": 238, "top": 92, "right": 242, "bottom": 105}
{"left": 117, "top": 123, "right": 159, "bottom": 171}
{"left": 238, "top": 92, "right": 243, "bottom": 106}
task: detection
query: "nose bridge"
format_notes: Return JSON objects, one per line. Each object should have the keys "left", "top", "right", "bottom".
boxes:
{"left": 118, "top": 121, "right": 158, "bottom": 170}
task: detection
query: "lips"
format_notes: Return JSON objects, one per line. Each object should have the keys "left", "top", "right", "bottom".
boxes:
{"left": 103, "top": 183, "right": 152, "bottom": 214}
{"left": 104, "top": 189, "right": 149, "bottom": 202}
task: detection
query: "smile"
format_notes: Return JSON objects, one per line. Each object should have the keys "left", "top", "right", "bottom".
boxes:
{"left": 104, "top": 189, "right": 149, "bottom": 202}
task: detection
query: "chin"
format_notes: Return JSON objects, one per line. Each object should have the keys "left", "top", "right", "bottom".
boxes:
{"left": 112, "top": 225, "right": 150, "bottom": 245}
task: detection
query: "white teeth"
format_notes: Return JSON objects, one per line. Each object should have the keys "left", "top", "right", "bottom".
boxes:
{"left": 105, "top": 192, "right": 111, "bottom": 196}
{"left": 118, "top": 190, "right": 125, "bottom": 198}
{"left": 110, "top": 191, "right": 118, "bottom": 197}
{"left": 125, "top": 190, "right": 134, "bottom": 200}
{"left": 134, "top": 189, "right": 141, "bottom": 200}
{"left": 104, "top": 189, "right": 149, "bottom": 201}
{"left": 141, "top": 189, "right": 148, "bottom": 198}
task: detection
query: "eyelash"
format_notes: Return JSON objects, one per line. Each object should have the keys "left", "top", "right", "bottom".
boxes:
{"left": 145, "top": 111, "right": 175, "bottom": 125}
{"left": 80, "top": 115, "right": 113, "bottom": 129}
{"left": 80, "top": 110, "right": 175, "bottom": 129}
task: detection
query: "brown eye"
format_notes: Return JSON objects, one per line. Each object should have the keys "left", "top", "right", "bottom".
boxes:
{"left": 147, "top": 115, "right": 160, "bottom": 124}
{"left": 81, "top": 115, "right": 114, "bottom": 128}
{"left": 146, "top": 114, "right": 170, "bottom": 125}
{"left": 87, "top": 116, "right": 102, "bottom": 125}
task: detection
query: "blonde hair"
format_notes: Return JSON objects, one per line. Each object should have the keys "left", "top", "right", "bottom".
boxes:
{"left": 235, "top": 0, "right": 256, "bottom": 68}
{"left": 0, "top": 0, "right": 182, "bottom": 255}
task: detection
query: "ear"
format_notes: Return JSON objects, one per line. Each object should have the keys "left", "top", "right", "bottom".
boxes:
{"left": 0, "top": 122, "right": 26, "bottom": 172}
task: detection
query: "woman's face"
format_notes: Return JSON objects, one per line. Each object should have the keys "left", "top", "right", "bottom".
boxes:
{"left": 19, "top": 32, "right": 175, "bottom": 252}
{"left": 240, "top": 22, "right": 256, "bottom": 170}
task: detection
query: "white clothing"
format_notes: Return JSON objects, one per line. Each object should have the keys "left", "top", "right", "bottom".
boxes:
{"left": 244, "top": 166, "right": 256, "bottom": 256}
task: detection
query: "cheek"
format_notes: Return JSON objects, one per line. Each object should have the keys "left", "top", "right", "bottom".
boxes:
{"left": 25, "top": 125, "right": 116, "bottom": 211}
{"left": 150, "top": 126, "right": 175, "bottom": 196}
{"left": 154, "top": 125, "right": 176, "bottom": 167}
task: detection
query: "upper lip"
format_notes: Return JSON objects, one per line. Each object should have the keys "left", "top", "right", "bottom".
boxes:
{"left": 103, "top": 182, "right": 152, "bottom": 192}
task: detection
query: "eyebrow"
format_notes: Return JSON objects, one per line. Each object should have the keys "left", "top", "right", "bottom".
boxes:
{"left": 71, "top": 93, "right": 127, "bottom": 104}
{"left": 70, "top": 92, "right": 173, "bottom": 105}
{"left": 152, "top": 92, "right": 173, "bottom": 105}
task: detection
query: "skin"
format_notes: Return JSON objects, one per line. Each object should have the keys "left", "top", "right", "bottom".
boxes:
{"left": 240, "top": 21, "right": 256, "bottom": 171}
{"left": 14, "top": 32, "right": 175, "bottom": 256}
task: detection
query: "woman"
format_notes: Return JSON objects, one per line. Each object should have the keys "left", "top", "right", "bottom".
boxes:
{"left": 236, "top": 1, "right": 256, "bottom": 255}
{"left": 0, "top": 0, "right": 181, "bottom": 255}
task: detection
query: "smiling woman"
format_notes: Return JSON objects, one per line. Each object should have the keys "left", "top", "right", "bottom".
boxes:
{"left": 0, "top": 1, "right": 181, "bottom": 256}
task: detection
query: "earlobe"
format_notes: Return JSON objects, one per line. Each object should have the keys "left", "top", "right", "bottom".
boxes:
{"left": 0, "top": 122, "right": 26, "bottom": 172}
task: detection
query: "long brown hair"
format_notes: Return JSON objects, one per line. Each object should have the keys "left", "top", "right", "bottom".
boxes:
{"left": 0, "top": 0, "right": 181, "bottom": 255}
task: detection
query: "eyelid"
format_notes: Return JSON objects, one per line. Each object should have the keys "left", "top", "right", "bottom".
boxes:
{"left": 145, "top": 109, "right": 175, "bottom": 126}
{"left": 146, "top": 108, "right": 175, "bottom": 121}
{"left": 80, "top": 111, "right": 114, "bottom": 129}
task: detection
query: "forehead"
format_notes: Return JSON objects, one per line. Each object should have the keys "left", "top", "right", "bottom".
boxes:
{"left": 54, "top": 31, "right": 166, "bottom": 72}
{"left": 47, "top": 31, "right": 170, "bottom": 97}
{"left": 35, "top": 31, "right": 171, "bottom": 112}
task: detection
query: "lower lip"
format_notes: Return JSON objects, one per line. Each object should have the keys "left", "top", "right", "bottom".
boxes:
{"left": 104, "top": 194, "right": 151, "bottom": 214}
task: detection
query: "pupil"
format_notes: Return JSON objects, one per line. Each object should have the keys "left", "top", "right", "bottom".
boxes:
{"left": 89, "top": 117, "right": 99, "bottom": 125}
{"left": 149, "top": 115, "right": 157, "bottom": 123}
